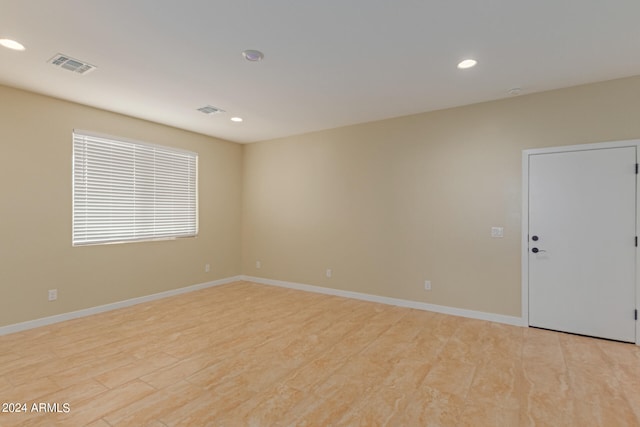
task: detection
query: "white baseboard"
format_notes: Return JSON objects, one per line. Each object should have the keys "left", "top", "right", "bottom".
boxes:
{"left": 242, "top": 275, "right": 525, "bottom": 327}
{"left": 0, "top": 274, "right": 524, "bottom": 336}
{"left": 0, "top": 275, "right": 243, "bottom": 336}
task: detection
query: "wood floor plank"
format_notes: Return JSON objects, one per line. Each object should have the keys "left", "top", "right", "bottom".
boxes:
{"left": 0, "top": 375, "right": 12, "bottom": 394}
{"left": 84, "top": 419, "right": 112, "bottom": 427}
{"left": 0, "top": 352, "right": 57, "bottom": 377}
{"left": 103, "top": 380, "right": 201, "bottom": 426}
{"left": 346, "top": 385, "right": 465, "bottom": 427}
{"left": 0, "top": 280, "right": 639, "bottom": 426}
{"left": 26, "top": 380, "right": 157, "bottom": 426}
{"left": 38, "top": 379, "right": 109, "bottom": 407}
{"left": 139, "top": 350, "right": 222, "bottom": 390}
{"left": 94, "top": 352, "right": 179, "bottom": 389}
{"left": 47, "top": 352, "right": 136, "bottom": 390}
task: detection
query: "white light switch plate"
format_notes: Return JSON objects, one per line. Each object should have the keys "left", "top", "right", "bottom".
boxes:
{"left": 491, "top": 227, "right": 504, "bottom": 238}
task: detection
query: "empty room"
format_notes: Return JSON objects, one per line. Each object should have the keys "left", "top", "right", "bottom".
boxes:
{"left": 1, "top": 1, "right": 640, "bottom": 425}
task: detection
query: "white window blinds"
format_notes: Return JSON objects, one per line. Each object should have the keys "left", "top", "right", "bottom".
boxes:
{"left": 72, "top": 131, "right": 198, "bottom": 246}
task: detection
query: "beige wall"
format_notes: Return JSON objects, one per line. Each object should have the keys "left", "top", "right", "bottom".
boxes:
{"left": 3, "top": 75, "right": 640, "bottom": 328}
{"left": 242, "top": 75, "right": 640, "bottom": 317}
{"left": 0, "top": 85, "right": 243, "bottom": 327}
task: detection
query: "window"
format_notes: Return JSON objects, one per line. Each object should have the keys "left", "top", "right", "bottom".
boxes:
{"left": 72, "top": 130, "right": 198, "bottom": 246}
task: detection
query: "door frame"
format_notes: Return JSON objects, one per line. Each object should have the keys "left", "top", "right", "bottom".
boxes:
{"left": 522, "top": 139, "right": 640, "bottom": 345}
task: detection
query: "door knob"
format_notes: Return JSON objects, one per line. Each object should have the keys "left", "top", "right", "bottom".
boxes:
{"left": 532, "top": 247, "right": 547, "bottom": 253}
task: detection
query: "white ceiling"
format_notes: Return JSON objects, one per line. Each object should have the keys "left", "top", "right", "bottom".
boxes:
{"left": 1, "top": 0, "right": 640, "bottom": 143}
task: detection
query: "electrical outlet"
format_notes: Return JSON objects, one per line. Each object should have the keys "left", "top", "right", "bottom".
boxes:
{"left": 256, "top": 260, "right": 261, "bottom": 269}
{"left": 48, "top": 289, "right": 58, "bottom": 301}
{"left": 424, "top": 280, "right": 431, "bottom": 291}
{"left": 491, "top": 227, "right": 504, "bottom": 238}
{"left": 326, "top": 269, "right": 332, "bottom": 278}
{"left": 205, "top": 263, "right": 210, "bottom": 273}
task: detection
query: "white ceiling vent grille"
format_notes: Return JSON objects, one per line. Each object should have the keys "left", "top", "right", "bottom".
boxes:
{"left": 197, "top": 105, "right": 225, "bottom": 115}
{"left": 48, "top": 54, "right": 97, "bottom": 74}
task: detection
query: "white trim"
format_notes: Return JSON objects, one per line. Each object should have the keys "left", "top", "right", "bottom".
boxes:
{"left": 522, "top": 139, "right": 640, "bottom": 346}
{"left": 521, "top": 150, "right": 530, "bottom": 329}
{"left": 73, "top": 129, "right": 197, "bottom": 156}
{"left": 523, "top": 139, "right": 640, "bottom": 156}
{"left": 0, "top": 276, "right": 242, "bottom": 336}
{"left": 242, "top": 275, "right": 525, "bottom": 327}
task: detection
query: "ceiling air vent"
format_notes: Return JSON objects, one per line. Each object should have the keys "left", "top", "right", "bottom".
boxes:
{"left": 197, "top": 105, "right": 225, "bottom": 115}
{"left": 48, "top": 53, "right": 97, "bottom": 74}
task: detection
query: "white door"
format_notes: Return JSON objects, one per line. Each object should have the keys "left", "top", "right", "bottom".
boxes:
{"left": 528, "top": 147, "right": 636, "bottom": 342}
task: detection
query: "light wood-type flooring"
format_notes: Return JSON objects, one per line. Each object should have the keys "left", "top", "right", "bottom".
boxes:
{"left": 1, "top": 281, "right": 639, "bottom": 426}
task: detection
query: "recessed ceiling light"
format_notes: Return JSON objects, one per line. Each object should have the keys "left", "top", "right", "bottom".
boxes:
{"left": 230, "top": 117, "right": 243, "bottom": 122}
{"left": 0, "top": 38, "right": 25, "bottom": 51}
{"left": 242, "top": 49, "right": 264, "bottom": 62}
{"left": 457, "top": 59, "right": 477, "bottom": 69}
